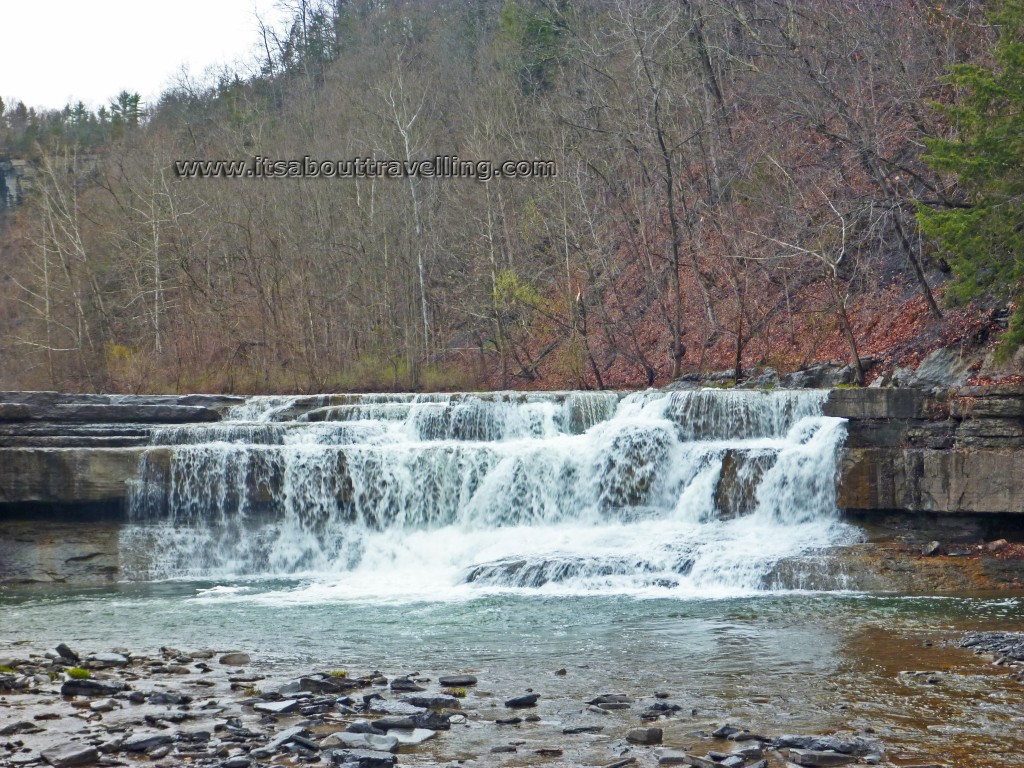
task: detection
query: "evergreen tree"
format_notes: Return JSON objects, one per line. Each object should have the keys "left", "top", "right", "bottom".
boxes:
{"left": 918, "top": 0, "right": 1024, "bottom": 356}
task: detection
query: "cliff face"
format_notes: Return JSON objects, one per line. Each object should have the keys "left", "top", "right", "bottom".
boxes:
{"left": 826, "top": 386, "right": 1024, "bottom": 514}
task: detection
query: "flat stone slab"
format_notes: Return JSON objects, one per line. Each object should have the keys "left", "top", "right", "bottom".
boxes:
{"left": 40, "top": 742, "right": 99, "bottom": 767}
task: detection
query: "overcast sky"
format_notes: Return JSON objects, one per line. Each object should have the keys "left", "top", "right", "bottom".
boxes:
{"left": 3, "top": 0, "right": 291, "bottom": 111}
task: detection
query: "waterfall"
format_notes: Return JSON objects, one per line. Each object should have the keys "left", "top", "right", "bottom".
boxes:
{"left": 122, "top": 389, "right": 857, "bottom": 597}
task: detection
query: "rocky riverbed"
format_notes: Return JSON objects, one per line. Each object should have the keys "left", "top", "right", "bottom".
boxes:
{"left": 0, "top": 642, "right": 901, "bottom": 768}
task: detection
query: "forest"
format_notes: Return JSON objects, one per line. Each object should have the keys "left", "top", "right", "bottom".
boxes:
{"left": 0, "top": 0, "right": 1016, "bottom": 393}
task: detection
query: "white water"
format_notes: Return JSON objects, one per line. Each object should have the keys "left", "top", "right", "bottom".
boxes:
{"left": 123, "top": 389, "right": 858, "bottom": 600}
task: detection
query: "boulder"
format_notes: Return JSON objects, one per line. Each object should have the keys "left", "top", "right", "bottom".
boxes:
{"left": 626, "top": 727, "right": 663, "bottom": 745}
{"left": 40, "top": 742, "right": 99, "bottom": 767}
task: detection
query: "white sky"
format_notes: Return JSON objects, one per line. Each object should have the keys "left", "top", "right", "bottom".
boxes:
{"left": 2, "top": 0, "right": 292, "bottom": 112}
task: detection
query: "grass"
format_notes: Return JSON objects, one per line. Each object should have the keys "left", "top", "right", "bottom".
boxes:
{"left": 66, "top": 667, "right": 90, "bottom": 679}
{"left": 0, "top": 665, "right": 15, "bottom": 673}
{"left": 328, "top": 669, "right": 348, "bottom": 678}
{"left": 442, "top": 687, "right": 467, "bottom": 698}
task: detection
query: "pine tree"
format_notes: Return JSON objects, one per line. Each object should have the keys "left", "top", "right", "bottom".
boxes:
{"left": 918, "top": 0, "right": 1024, "bottom": 357}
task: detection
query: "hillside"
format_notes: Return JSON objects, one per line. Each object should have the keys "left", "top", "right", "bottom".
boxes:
{"left": 0, "top": 0, "right": 1014, "bottom": 393}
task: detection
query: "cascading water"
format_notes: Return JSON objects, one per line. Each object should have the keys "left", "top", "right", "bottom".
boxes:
{"left": 122, "top": 389, "right": 858, "bottom": 598}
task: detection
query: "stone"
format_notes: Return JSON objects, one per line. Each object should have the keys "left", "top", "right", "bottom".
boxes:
{"left": 987, "top": 539, "right": 1009, "bottom": 552}
{"left": 268, "top": 726, "right": 312, "bottom": 750}
{"left": 491, "top": 746, "right": 517, "bottom": 753}
{"left": 89, "top": 652, "right": 128, "bottom": 667}
{"left": 412, "top": 710, "right": 451, "bottom": 730}
{"left": 329, "top": 748, "right": 397, "bottom": 767}
{"left": 122, "top": 732, "right": 173, "bottom": 752}
{"left": 40, "top": 742, "right": 99, "bottom": 767}
{"left": 587, "top": 693, "right": 633, "bottom": 705}
{"left": 602, "top": 760, "right": 637, "bottom": 768}
{"left": 626, "top": 727, "right": 663, "bottom": 745}
{"left": 496, "top": 716, "right": 522, "bottom": 725}
{"left": 505, "top": 692, "right": 540, "bottom": 707}
{"left": 563, "top": 725, "right": 604, "bottom": 734}
{"left": 253, "top": 699, "right": 299, "bottom": 714}
{"left": 60, "top": 679, "right": 124, "bottom": 697}
{"left": 219, "top": 652, "right": 250, "bottom": 666}
{"left": 922, "top": 541, "right": 942, "bottom": 556}
{"left": 403, "top": 694, "right": 460, "bottom": 709}
{"left": 55, "top": 644, "right": 80, "bottom": 663}
{"left": 535, "top": 748, "right": 563, "bottom": 756}
{"left": 389, "top": 728, "right": 437, "bottom": 746}
{"left": 331, "top": 732, "right": 400, "bottom": 752}
{"left": 438, "top": 674, "right": 477, "bottom": 687}
{"left": 223, "top": 758, "right": 252, "bottom": 768}
{"left": 656, "top": 751, "right": 708, "bottom": 767}
{"left": 910, "top": 348, "right": 975, "bottom": 388}
{"left": 785, "top": 749, "right": 859, "bottom": 767}
{"left": 388, "top": 676, "right": 425, "bottom": 692}
{"left": 89, "top": 698, "right": 117, "bottom": 712}
{"left": 368, "top": 699, "right": 423, "bottom": 716}
{"left": 345, "top": 720, "right": 387, "bottom": 735}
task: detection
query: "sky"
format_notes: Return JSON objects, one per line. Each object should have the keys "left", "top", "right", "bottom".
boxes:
{"left": 2, "top": 0, "right": 291, "bottom": 111}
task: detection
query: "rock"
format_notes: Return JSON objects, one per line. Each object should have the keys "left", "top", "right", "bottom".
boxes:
{"left": 40, "top": 742, "right": 99, "bottom": 767}
{"left": 122, "top": 732, "right": 173, "bottom": 752}
{"left": 720, "top": 757, "right": 745, "bottom": 768}
{"left": 60, "top": 679, "right": 124, "bottom": 697}
{"left": 329, "top": 748, "right": 397, "bottom": 767}
{"left": 268, "top": 726, "right": 313, "bottom": 750}
{"left": 279, "top": 676, "right": 352, "bottom": 695}
{"left": 89, "top": 698, "right": 117, "bottom": 712}
{"left": 223, "top": 758, "right": 252, "bottom": 768}
{"left": 219, "top": 652, "right": 250, "bottom": 666}
{"left": 55, "top": 644, "right": 80, "bottom": 663}
{"left": 910, "top": 348, "right": 975, "bottom": 388}
{"left": 389, "top": 728, "right": 437, "bottom": 746}
{"left": 253, "top": 699, "right": 300, "bottom": 715}
{"left": 785, "top": 749, "right": 859, "bottom": 767}
{"left": 491, "top": 746, "right": 517, "bottom": 753}
{"left": 388, "top": 676, "right": 425, "bottom": 692}
{"left": 987, "top": 539, "right": 1009, "bottom": 552}
{"left": 346, "top": 720, "right": 387, "bottom": 735}
{"left": 89, "top": 652, "right": 128, "bottom": 667}
{"left": 0, "top": 721, "right": 41, "bottom": 735}
{"left": 535, "top": 748, "right": 563, "bottom": 756}
{"left": 368, "top": 699, "right": 423, "bottom": 716}
{"left": 149, "top": 692, "right": 192, "bottom": 706}
{"left": 402, "top": 694, "right": 460, "bottom": 709}
{"left": 602, "top": 760, "right": 637, "bottom": 768}
{"left": 597, "top": 702, "right": 632, "bottom": 710}
{"left": 412, "top": 711, "right": 451, "bottom": 730}
{"left": 656, "top": 750, "right": 702, "bottom": 767}
{"left": 331, "top": 732, "right": 399, "bottom": 752}
{"left": 505, "top": 692, "right": 540, "bottom": 708}
{"left": 374, "top": 716, "right": 417, "bottom": 731}
{"left": 587, "top": 693, "right": 633, "bottom": 705}
{"left": 496, "top": 716, "right": 522, "bottom": 725}
{"left": 781, "top": 362, "right": 856, "bottom": 389}
{"left": 922, "top": 541, "right": 942, "bottom": 556}
{"left": 438, "top": 674, "right": 477, "bottom": 687}
{"left": 626, "top": 727, "right": 663, "bottom": 745}
{"left": 563, "top": 725, "right": 604, "bottom": 734}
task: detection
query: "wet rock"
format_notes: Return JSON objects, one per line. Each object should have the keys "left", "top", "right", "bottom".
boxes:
{"left": 345, "top": 721, "right": 387, "bottom": 736}
{"left": 374, "top": 716, "right": 416, "bottom": 732}
{"left": 656, "top": 750, "right": 700, "bottom": 767}
{"left": 602, "top": 760, "right": 637, "bottom": 768}
{"left": 55, "top": 644, "right": 80, "bottom": 663}
{"left": 563, "top": 725, "right": 604, "bottom": 734}
{"left": 390, "top": 728, "right": 437, "bottom": 746}
{"left": 0, "top": 721, "right": 41, "bottom": 735}
{"left": 412, "top": 711, "right": 451, "bottom": 730}
{"left": 437, "top": 674, "right": 477, "bottom": 687}
{"left": 587, "top": 693, "right": 634, "bottom": 705}
{"left": 505, "top": 692, "right": 540, "bottom": 708}
{"left": 329, "top": 748, "right": 397, "bottom": 767}
{"left": 280, "top": 676, "right": 353, "bottom": 695}
{"left": 626, "top": 727, "right": 663, "bottom": 745}
{"left": 253, "top": 699, "right": 299, "bottom": 715}
{"left": 525, "top": 713, "right": 541, "bottom": 722}
{"left": 535, "top": 747, "right": 563, "bottom": 756}
{"left": 388, "top": 676, "right": 424, "bottom": 692}
{"left": 60, "top": 679, "right": 124, "bottom": 697}
{"left": 773, "top": 735, "right": 876, "bottom": 756}
{"left": 89, "top": 653, "right": 128, "bottom": 668}
{"left": 40, "top": 742, "right": 99, "bottom": 767}
{"left": 785, "top": 749, "right": 859, "bottom": 767}
{"left": 491, "top": 745, "right": 517, "bottom": 753}
{"left": 329, "top": 733, "right": 399, "bottom": 752}
{"left": 402, "top": 694, "right": 460, "bottom": 709}
{"left": 218, "top": 652, "right": 250, "bottom": 666}
{"left": 148, "top": 692, "right": 192, "bottom": 706}
{"left": 223, "top": 758, "right": 252, "bottom": 768}
{"left": 268, "top": 726, "right": 316, "bottom": 750}
{"left": 496, "top": 717, "right": 522, "bottom": 725}
{"left": 712, "top": 724, "right": 741, "bottom": 738}
{"left": 122, "top": 732, "right": 174, "bottom": 752}
{"left": 89, "top": 698, "right": 117, "bottom": 712}
{"left": 368, "top": 699, "right": 423, "bottom": 717}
